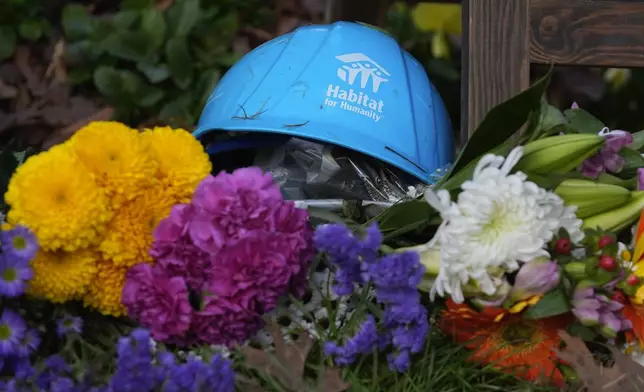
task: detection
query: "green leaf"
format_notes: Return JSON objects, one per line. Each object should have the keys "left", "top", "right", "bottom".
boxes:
{"left": 67, "top": 68, "right": 93, "bottom": 84}
{"left": 122, "top": 0, "right": 155, "bottom": 9}
{"left": 111, "top": 10, "right": 140, "bottom": 30}
{"left": 136, "top": 84, "right": 165, "bottom": 107}
{"left": 426, "top": 59, "right": 460, "bottom": 81}
{"left": 159, "top": 94, "right": 193, "bottom": 125}
{"left": 567, "top": 323, "right": 598, "bottom": 341}
{"left": 137, "top": 62, "right": 170, "bottom": 83}
{"left": 61, "top": 4, "right": 94, "bottom": 40}
{"left": 524, "top": 172, "right": 570, "bottom": 190}
{"left": 377, "top": 200, "right": 435, "bottom": 231}
{"left": 141, "top": 8, "right": 166, "bottom": 51}
{"left": 64, "top": 40, "right": 97, "bottom": 65}
{"left": 620, "top": 146, "right": 644, "bottom": 170}
{"left": 444, "top": 66, "right": 553, "bottom": 182}
{"left": 196, "top": 69, "right": 221, "bottom": 107}
{"left": 563, "top": 107, "right": 605, "bottom": 134}
{"left": 94, "top": 66, "right": 153, "bottom": 108}
{"left": 0, "top": 148, "right": 22, "bottom": 206}
{"left": 440, "top": 136, "right": 520, "bottom": 191}
{"left": 167, "top": 0, "right": 201, "bottom": 37}
{"left": 103, "top": 31, "right": 153, "bottom": 62}
{"left": 538, "top": 103, "right": 567, "bottom": 134}
{"left": 93, "top": 66, "right": 125, "bottom": 100}
{"left": 0, "top": 27, "right": 16, "bottom": 60}
{"left": 214, "top": 52, "right": 243, "bottom": 67}
{"left": 165, "top": 37, "right": 193, "bottom": 89}
{"left": 523, "top": 288, "right": 571, "bottom": 320}
{"left": 597, "top": 172, "right": 637, "bottom": 189}
{"left": 18, "top": 19, "right": 43, "bottom": 41}
{"left": 632, "top": 130, "right": 644, "bottom": 151}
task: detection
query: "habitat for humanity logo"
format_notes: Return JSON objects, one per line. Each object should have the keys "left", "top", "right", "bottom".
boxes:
{"left": 324, "top": 53, "right": 389, "bottom": 122}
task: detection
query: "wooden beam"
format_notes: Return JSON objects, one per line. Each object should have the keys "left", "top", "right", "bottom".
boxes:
{"left": 461, "top": 0, "right": 531, "bottom": 140}
{"left": 530, "top": 0, "right": 644, "bottom": 67}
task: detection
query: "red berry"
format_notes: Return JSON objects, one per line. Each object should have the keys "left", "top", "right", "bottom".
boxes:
{"left": 627, "top": 275, "right": 640, "bottom": 286}
{"left": 612, "top": 291, "right": 627, "bottom": 304}
{"left": 598, "top": 235, "right": 614, "bottom": 249}
{"left": 598, "top": 255, "right": 617, "bottom": 271}
{"left": 555, "top": 238, "right": 572, "bottom": 255}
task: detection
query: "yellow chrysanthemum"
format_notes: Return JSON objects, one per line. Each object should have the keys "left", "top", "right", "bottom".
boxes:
{"left": 28, "top": 248, "right": 99, "bottom": 303}
{"left": 5, "top": 144, "right": 112, "bottom": 251}
{"left": 99, "top": 185, "right": 175, "bottom": 267}
{"left": 141, "top": 126, "right": 211, "bottom": 203}
{"left": 83, "top": 259, "right": 129, "bottom": 317}
{"left": 69, "top": 121, "right": 158, "bottom": 208}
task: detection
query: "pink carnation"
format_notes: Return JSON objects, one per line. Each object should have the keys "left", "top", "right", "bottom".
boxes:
{"left": 192, "top": 294, "right": 264, "bottom": 346}
{"left": 210, "top": 231, "right": 293, "bottom": 313}
{"left": 264, "top": 202, "right": 314, "bottom": 296}
{"left": 150, "top": 204, "right": 191, "bottom": 253}
{"left": 187, "top": 168, "right": 284, "bottom": 252}
{"left": 125, "top": 166, "right": 315, "bottom": 347}
{"left": 154, "top": 240, "right": 213, "bottom": 291}
{"left": 122, "top": 263, "right": 192, "bottom": 341}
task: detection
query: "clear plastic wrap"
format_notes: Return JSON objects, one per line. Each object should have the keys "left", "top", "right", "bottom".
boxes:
{"left": 204, "top": 134, "right": 428, "bottom": 208}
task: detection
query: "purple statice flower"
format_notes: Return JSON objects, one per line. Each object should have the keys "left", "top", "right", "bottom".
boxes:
{"left": 0, "top": 253, "right": 33, "bottom": 297}
{"left": 161, "top": 354, "right": 235, "bottom": 392}
{"left": 0, "top": 225, "right": 38, "bottom": 263}
{"left": 0, "top": 309, "right": 26, "bottom": 356}
{"left": 366, "top": 251, "right": 428, "bottom": 372}
{"left": 506, "top": 257, "right": 560, "bottom": 304}
{"left": 35, "top": 355, "right": 73, "bottom": 391}
{"left": 49, "top": 377, "right": 75, "bottom": 392}
{"left": 638, "top": 168, "right": 644, "bottom": 190}
{"left": 15, "top": 328, "right": 40, "bottom": 358}
{"left": 314, "top": 223, "right": 382, "bottom": 296}
{"left": 320, "top": 223, "right": 429, "bottom": 372}
{"left": 571, "top": 286, "right": 631, "bottom": 338}
{"left": 580, "top": 127, "right": 633, "bottom": 178}
{"left": 13, "top": 356, "right": 35, "bottom": 380}
{"left": 0, "top": 380, "right": 20, "bottom": 392}
{"left": 101, "top": 328, "right": 235, "bottom": 392}
{"left": 56, "top": 315, "right": 83, "bottom": 337}
{"left": 108, "top": 329, "right": 157, "bottom": 392}
{"left": 323, "top": 315, "right": 381, "bottom": 365}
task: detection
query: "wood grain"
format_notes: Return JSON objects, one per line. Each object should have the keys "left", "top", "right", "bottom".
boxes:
{"left": 530, "top": 0, "right": 644, "bottom": 67}
{"left": 461, "top": 0, "right": 530, "bottom": 139}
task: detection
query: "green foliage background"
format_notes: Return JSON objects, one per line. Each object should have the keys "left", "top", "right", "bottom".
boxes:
{"left": 1, "top": 0, "right": 643, "bottom": 140}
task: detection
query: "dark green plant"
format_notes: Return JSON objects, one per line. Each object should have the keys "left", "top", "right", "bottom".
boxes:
{"left": 384, "top": 3, "right": 461, "bottom": 136}
{"left": 0, "top": 0, "right": 51, "bottom": 60}
{"left": 62, "top": 0, "right": 272, "bottom": 127}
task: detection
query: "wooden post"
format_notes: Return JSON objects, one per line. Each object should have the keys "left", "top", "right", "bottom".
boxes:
{"left": 461, "top": 0, "right": 531, "bottom": 141}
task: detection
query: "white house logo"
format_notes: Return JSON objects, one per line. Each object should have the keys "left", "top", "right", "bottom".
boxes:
{"left": 324, "top": 53, "right": 389, "bottom": 122}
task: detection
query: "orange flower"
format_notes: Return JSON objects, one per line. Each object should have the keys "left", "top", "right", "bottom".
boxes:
{"left": 622, "top": 300, "right": 644, "bottom": 349}
{"left": 438, "top": 299, "right": 567, "bottom": 387}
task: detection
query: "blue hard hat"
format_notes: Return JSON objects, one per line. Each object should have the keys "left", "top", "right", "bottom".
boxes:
{"left": 194, "top": 21, "right": 454, "bottom": 183}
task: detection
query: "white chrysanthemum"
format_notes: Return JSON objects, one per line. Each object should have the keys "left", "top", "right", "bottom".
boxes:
{"left": 425, "top": 147, "right": 584, "bottom": 303}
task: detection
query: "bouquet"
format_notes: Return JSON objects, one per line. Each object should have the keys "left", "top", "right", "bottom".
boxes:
{"left": 1, "top": 69, "right": 644, "bottom": 392}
